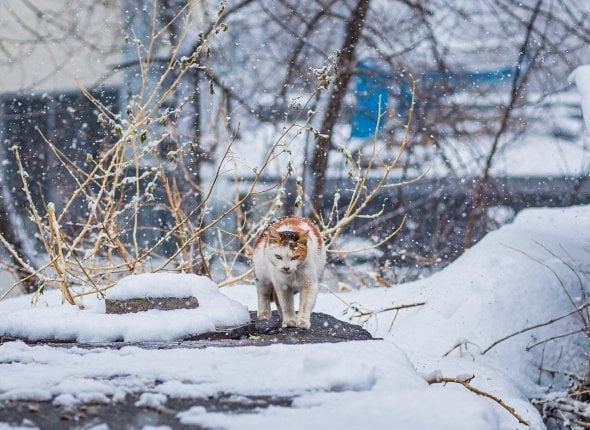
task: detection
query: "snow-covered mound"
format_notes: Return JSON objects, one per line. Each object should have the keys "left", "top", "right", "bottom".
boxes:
{"left": 316, "top": 205, "right": 589, "bottom": 391}
{"left": 0, "top": 273, "right": 250, "bottom": 342}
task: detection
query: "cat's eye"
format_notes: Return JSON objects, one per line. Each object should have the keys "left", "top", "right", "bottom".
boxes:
{"left": 274, "top": 254, "right": 283, "bottom": 260}
{"left": 291, "top": 256, "right": 299, "bottom": 261}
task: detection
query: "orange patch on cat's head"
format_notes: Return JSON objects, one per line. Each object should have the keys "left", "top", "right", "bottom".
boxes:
{"left": 267, "top": 227, "right": 282, "bottom": 245}
{"left": 291, "top": 230, "right": 309, "bottom": 260}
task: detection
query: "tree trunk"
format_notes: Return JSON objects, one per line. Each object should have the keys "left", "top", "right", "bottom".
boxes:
{"left": 462, "top": 0, "right": 542, "bottom": 250}
{"left": 308, "top": 0, "right": 370, "bottom": 215}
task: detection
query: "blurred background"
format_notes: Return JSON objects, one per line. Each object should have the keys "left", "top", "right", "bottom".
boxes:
{"left": 0, "top": 0, "right": 589, "bottom": 290}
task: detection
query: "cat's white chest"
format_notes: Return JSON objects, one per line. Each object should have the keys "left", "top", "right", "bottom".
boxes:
{"left": 272, "top": 268, "right": 306, "bottom": 290}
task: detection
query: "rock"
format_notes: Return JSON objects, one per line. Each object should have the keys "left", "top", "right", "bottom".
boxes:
{"left": 184, "top": 312, "right": 373, "bottom": 344}
{"left": 105, "top": 297, "right": 199, "bottom": 314}
{"left": 184, "top": 321, "right": 255, "bottom": 341}
{"left": 247, "top": 311, "right": 373, "bottom": 344}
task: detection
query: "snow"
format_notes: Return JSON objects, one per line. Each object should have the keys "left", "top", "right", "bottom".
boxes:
{"left": 0, "top": 205, "right": 589, "bottom": 429}
{"left": 135, "top": 392, "right": 168, "bottom": 409}
{"left": 324, "top": 205, "right": 588, "bottom": 389}
{"left": 109, "top": 272, "right": 204, "bottom": 300}
{"left": 0, "top": 340, "right": 540, "bottom": 429}
{"left": 0, "top": 274, "right": 250, "bottom": 342}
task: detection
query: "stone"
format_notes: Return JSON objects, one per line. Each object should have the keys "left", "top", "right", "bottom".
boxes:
{"left": 105, "top": 296, "right": 199, "bottom": 314}
{"left": 246, "top": 311, "right": 373, "bottom": 345}
{"left": 185, "top": 321, "right": 255, "bottom": 341}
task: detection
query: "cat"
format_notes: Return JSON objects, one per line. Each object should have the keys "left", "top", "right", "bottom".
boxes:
{"left": 252, "top": 216, "right": 326, "bottom": 329}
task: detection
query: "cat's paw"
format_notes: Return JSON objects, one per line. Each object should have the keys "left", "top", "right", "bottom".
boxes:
{"left": 282, "top": 318, "right": 297, "bottom": 328}
{"left": 295, "top": 317, "right": 311, "bottom": 330}
{"left": 257, "top": 310, "right": 271, "bottom": 320}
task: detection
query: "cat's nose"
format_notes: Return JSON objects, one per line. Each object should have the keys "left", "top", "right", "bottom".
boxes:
{"left": 282, "top": 267, "right": 290, "bottom": 273}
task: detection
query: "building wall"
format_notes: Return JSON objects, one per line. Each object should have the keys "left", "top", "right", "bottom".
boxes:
{"left": 0, "top": 0, "right": 123, "bottom": 94}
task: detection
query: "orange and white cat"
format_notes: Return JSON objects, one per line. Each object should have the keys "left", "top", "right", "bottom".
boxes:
{"left": 253, "top": 216, "right": 326, "bottom": 329}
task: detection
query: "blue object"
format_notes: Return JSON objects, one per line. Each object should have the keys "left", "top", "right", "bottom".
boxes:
{"left": 353, "top": 52, "right": 531, "bottom": 133}
{"left": 397, "top": 51, "right": 530, "bottom": 121}
{"left": 397, "top": 67, "right": 517, "bottom": 123}
{"left": 351, "top": 61, "right": 391, "bottom": 139}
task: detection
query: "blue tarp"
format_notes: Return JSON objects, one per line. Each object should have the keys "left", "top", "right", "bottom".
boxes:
{"left": 351, "top": 54, "right": 529, "bottom": 138}
{"left": 350, "top": 61, "right": 391, "bottom": 139}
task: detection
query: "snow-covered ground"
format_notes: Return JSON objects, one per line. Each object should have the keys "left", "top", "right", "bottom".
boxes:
{"left": 1, "top": 204, "right": 588, "bottom": 429}
{"left": 0, "top": 273, "right": 250, "bottom": 343}
{"left": 225, "top": 88, "right": 589, "bottom": 185}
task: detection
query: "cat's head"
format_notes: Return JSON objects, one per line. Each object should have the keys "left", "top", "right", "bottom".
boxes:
{"left": 266, "top": 227, "right": 309, "bottom": 274}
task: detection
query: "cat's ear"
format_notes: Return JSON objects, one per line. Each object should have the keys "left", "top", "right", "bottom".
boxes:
{"left": 268, "top": 226, "right": 282, "bottom": 244}
{"left": 298, "top": 230, "right": 310, "bottom": 244}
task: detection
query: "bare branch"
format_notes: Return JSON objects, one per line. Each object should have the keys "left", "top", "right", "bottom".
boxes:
{"left": 427, "top": 375, "right": 530, "bottom": 426}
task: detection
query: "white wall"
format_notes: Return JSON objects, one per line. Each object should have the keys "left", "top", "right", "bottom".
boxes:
{"left": 0, "top": 0, "right": 123, "bottom": 94}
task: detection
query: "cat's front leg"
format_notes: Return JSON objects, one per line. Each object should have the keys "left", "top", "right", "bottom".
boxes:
{"left": 274, "top": 285, "right": 297, "bottom": 327}
{"left": 296, "top": 282, "right": 318, "bottom": 329}
{"left": 256, "top": 280, "right": 273, "bottom": 320}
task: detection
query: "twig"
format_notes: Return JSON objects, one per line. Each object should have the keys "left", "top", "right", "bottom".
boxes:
{"left": 483, "top": 303, "right": 590, "bottom": 354}
{"left": 352, "top": 301, "right": 425, "bottom": 318}
{"left": 327, "top": 214, "right": 407, "bottom": 255}
{"left": 427, "top": 375, "right": 530, "bottom": 426}
{"left": 526, "top": 327, "right": 588, "bottom": 351}
{"left": 47, "top": 204, "right": 75, "bottom": 305}
{"left": 463, "top": 0, "right": 543, "bottom": 249}
{"left": 217, "top": 269, "right": 254, "bottom": 288}
{"left": 0, "top": 258, "right": 57, "bottom": 302}
{"left": 502, "top": 243, "right": 582, "bottom": 322}
{"left": 443, "top": 339, "right": 482, "bottom": 358}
